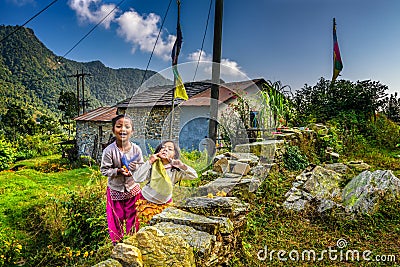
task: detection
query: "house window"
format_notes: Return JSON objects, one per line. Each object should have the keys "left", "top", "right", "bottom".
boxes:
{"left": 250, "top": 111, "right": 259, "bottom": 128}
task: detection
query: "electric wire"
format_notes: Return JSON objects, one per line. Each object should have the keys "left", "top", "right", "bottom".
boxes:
{"left": 0, "top": 0, "right": 59, "bottom": 43}
{"left": 61, "top": 0, "right": 127, "bottom": 60}
{"left": 138, "top": 0, "right": 173, "bottom": 89}
{"left": 192, "top": 0, "right": 213, "bottom": 81}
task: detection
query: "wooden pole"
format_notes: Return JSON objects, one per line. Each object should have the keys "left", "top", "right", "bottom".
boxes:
{"left": 208, "top": 0, "right": 223, "bottom": 144}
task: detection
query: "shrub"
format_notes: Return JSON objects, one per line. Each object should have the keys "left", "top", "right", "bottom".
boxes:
{"left": 0, "top": 228, "right": 23, "bottom": 266}
{"left": 364, "top": 114, "right": 400, "bottom": 149}
{"left": 283, "top": 145, "right": 309, "bottom": 171}
{"left": 0, "top": 138, "right": 15, "bottom": 171}
{"left": 61, "top": 171, "right": 108, "bottom": 249}
{"left": 16, "top": 134, "right": 65, "bottom": 159}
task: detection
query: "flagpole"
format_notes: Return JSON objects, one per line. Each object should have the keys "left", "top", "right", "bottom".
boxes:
{"left": 170, "top": 83, "right": 175, "bottom": 140}
{"left": 169, "top": 0, "right": 180, "bottom": 140}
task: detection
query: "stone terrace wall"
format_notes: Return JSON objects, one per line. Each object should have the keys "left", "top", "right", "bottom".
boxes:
{"left": 92, "top": 129, "right": 320, "bottom": 267}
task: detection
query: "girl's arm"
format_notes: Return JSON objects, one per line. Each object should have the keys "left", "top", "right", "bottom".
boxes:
{"left": 132, "top": 160, "right": 152, "bottom": 183}
{"left": 100, "top": 148, "right": 119, "bottom": 178}
{"left": 172, "top": 161, "right": 198, "bottom": 182}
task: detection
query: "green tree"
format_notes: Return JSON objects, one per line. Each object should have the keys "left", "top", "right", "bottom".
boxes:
{"left": 383, "top": 92, "right": 400, "bottom": 123}
{"left": 58, "top": 91, "right": 78, "bottom": 137}
{"left": 292, "top": 78, "right": 388, "bottom": 124}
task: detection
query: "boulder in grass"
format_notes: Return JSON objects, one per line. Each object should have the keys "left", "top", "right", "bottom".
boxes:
{"left": 342, "top": 170, "right": 400, "bottom": 214}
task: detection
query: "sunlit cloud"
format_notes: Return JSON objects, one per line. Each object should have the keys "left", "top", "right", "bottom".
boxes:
{"left": 68, "top": 0, "right": 175, "bottom": 60}
{"left": 188, "top": 49, "right": 245, "bottom": 78}
{"left": 116, "top": 9, "right": 175, "bottom": 60}
{"left": 68, "top": 0, "right": 118, "bottom": 29}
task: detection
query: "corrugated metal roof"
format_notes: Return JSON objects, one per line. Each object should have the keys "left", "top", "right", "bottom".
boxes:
{"left": 74, "top": 79, "right": 266, "bottom": 121}
{"left": 116, "top": 81, "right": 213, "bottom": 108}
{"left": 117, "top": 79, "right": 265, "bottom": 108}
{"left": 181, "top": 78, "right": 265, "bottom": 106}
{"left": 74, "top": 107, "right": 118, "bottom": 122}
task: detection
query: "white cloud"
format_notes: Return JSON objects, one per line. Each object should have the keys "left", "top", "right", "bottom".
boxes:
{"left": 188, "top": 49, "right": 245, "bottom": 78}
{"left": 68, "top": 0, "right": 118, "bottom": 29}
{"left": 188, "top": 49, "right": 210, "bottom": 62}
{"left": 116, "top": 9, "right": 175, "bottom": 60}
{"left": 68, "top": 1, "right": 175, "bottom": 60}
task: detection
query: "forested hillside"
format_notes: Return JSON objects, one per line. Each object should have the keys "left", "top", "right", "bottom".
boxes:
{"left": 0, "top": 25, "right": 170, "bottom": 114}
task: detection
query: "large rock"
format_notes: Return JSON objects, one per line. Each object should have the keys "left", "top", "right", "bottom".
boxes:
{"left": 150, "top": 207, "right": 231, "bottom": 235}
{"left": 302, "top": 165, "right": 343, "bottom": 199}
{"left": 194, "top": 175, "right": 243, "bottom": 197}
{"left": 149, "top": 222, "right": 216, "bottom": 256}
{"left": 111, "top": 243, "right": 143, "bottom": 267}
{"left": 342, "top": 170, "right": 400, "bottom": 213}
{"left": 124, "top": 227, "right": 195, "bottom": 267}
{"left": 283, "top": 165, "right": 344, "bottom": 211}
{"left": 92, "top": 259, "right": 123, "bottom": 267}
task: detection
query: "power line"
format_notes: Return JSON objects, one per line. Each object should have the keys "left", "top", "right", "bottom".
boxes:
{"left": 0, "top": 0, "right": 59, "bottom": 43}
{"left": 138, "top": 0, "right": 173, "bottom": 89}
{"left": 193, "top": 0, "right": 213, "bottom": 81}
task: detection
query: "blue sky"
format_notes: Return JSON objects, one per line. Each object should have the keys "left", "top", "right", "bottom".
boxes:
{"left": 1, "top": 0, "right": 399, "bottom": 95}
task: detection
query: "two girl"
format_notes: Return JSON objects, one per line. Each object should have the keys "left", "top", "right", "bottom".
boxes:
{"left": 101, "top": 114, "right": 197, "bottom": 243}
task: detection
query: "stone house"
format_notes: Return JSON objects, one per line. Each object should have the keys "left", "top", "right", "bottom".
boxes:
{"left": 74, "top": 78, "right": 269, "bottom": 162}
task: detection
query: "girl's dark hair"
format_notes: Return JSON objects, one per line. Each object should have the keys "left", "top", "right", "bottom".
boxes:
{"left": 155, "top": 140, "right": 180, "bottom": 159}
{"left": 112, "top": 114, "right": 133, "bottom": 129}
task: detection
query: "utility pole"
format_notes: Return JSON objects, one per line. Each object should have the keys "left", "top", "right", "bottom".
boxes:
{"left": 208, "top": 0, "right": 223, "bottom": 145}
{"left": 68, "top": 69, "right": 91, "bottom": 115}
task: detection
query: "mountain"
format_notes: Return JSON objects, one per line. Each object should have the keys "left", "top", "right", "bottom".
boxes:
{"left": 0, "top": 25, "right": 171, "bottom": 115}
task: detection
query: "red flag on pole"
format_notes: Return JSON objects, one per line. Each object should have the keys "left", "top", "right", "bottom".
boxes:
{"left": 332, "top": 18, "right": 343, "bottom": 82}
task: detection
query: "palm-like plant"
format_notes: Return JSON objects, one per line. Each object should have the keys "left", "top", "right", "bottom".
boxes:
{"left": 258, "top": 80, "right": 292, "bottom": 130}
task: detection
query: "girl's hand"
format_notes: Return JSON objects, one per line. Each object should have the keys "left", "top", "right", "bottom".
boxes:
{"left": 128, "top": 161, "right": 138, "bottom": 171}
{"left": 170, "top": 159, "right": 187, "bottom": 170}
{"left": 118, "top": 167, "right": 132, "bottom": 176}
{"left": 149, "top": 153, "right": 159, "bottom": 164}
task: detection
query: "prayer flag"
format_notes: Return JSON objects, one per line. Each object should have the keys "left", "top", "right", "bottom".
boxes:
{"left": 332, "top": 18, "right": 343, "bottom": 82}
{"left": 171, "top": 0, "right": 188, "bottom": 100}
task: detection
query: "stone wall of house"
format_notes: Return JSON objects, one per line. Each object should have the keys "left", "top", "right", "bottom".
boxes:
{"left": 76, "top": 106, "right": 183, "bottom": 162}
{"left": 76, "top": 121, "right": 113, "bottom": 163}
{"left": 126, "top": 106, "right": 181, "bottom": 154}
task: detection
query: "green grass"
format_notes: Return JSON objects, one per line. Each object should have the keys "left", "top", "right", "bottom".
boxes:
{"left": 10, "top": 154, "right": 62, "bottom": 170}
{"left": 0, "top": 155, "right": 101, "bottom": 263}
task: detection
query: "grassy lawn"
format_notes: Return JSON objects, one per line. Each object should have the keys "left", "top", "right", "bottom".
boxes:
{"left": 0, "top": 155, "right": 98, "bottom": 229}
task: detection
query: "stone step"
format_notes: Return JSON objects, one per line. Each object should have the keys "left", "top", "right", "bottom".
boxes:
{"left": 176, "top": 196, "right": 249, "bottom": 218}
{"left": 234, "top": 140, "right": 284, "bottom": 163}
{"left": 150, "top": 207, "right": 233, "bottom": 236}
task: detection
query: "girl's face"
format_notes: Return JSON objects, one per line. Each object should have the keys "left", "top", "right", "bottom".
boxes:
{"left": 112, "top": 117, "right": 133, "bottom": 142}
{"left": 158, "top": 142, "right": 176, "bottom": 161}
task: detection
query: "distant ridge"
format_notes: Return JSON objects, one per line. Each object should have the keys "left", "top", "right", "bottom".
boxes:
{"left": 0, "top": 25, "right": 170, "bottom": 113}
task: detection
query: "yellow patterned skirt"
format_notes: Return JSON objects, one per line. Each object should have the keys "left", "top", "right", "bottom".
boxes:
{"left": 135, "top": 198, "right": 172, "bottom": 225}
